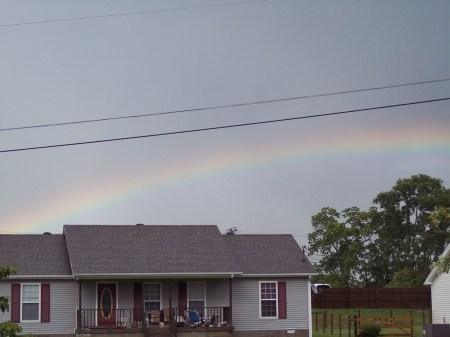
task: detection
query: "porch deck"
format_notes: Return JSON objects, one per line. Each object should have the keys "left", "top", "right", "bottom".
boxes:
{"left": 76, "top": 307, "right": 233, "bottom": 335}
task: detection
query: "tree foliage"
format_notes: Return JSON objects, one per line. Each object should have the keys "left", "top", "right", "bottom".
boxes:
{"left": 0, "top": 266, "right": 31, "bottom": 337}
{"left": 0, "top": 267, "right": 17, "bottom": 313}
{"left": 0, "top": 321, "right": 22, "bottom": 337}
{"left": 429, "top": 206, "right": 450, "bottom": 274}
{"left": 308, "top": 174, "right": 450, "bottom": 287}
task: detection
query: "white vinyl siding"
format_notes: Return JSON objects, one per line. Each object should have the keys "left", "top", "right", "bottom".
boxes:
{"left": 0, "top": 280, "right": 78, "bottom": 335}
{"left": 431, "top": 271, "right": 450, "bottom": 324}
{"left": 233, "top": 277, "right": 310, "bottom": 332}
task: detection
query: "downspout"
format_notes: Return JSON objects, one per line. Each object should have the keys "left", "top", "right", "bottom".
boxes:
{"left": 308, "top": 277, "right": 312, "bottom": 337}
{"left": 229, "top": 275, "right": 233, "bottom": 326}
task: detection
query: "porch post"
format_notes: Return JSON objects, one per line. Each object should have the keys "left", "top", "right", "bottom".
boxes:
{"left": 142, "top": 283, "right": 146, "bottom": 332}
{"left": 78, "top": 279, "right": 81, "bottom": 328}
{"left": 229, "top": 275, "right": 233, "bottom": 326}
{"left": 169, "top": 279, "right": 172, "bottom": 313}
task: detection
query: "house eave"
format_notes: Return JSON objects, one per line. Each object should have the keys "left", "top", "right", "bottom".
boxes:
{"left": 8, "top": 275, "right": 75, "bottom": 280}
{"left": 74, "top": 272, "right": 243, "bottom": 279}
{"left": 423, "top": 243, "right": 450, "bottom": 285}
{"left": 239, "top": 273, "right": 318, "bottom": 278}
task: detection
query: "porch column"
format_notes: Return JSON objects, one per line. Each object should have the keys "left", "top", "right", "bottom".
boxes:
{"left": 169, "top": 279, "right": 172, "bottom": 313}
{"left": 77, "top": 279, "right": 81, "bottom": 328}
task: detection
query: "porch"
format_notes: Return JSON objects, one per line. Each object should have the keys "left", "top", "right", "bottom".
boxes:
{"left": 75, "top": 307, "right": 233, "bottom": 335}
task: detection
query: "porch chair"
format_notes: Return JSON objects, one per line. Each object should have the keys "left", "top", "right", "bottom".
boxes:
{"left": 162, "top": 309, "right": 171, "bottom": 323}
{"left": 184, "top": 310, "right": 200, "bottom": 327}
{"left": 149, "top": 310, "right": 160, "bottom": 324}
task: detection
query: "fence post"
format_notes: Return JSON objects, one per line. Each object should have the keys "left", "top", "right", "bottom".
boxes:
{"left": 410, "top": 311, "right": 413, "bottom": 337}
{"left": 354, "top": 315, "right": 357, "bottom": 337}
{"left": 316, "top": 312, "right": 318, "bottom": 332}
{"left": 339, "top": 314, "right": 342, "bottom": 337}
{"left": 331, "top": 313, "right": 334, "bottom": 335}
{"left": 348, "top": 315, "right": 351, "bottom": 337}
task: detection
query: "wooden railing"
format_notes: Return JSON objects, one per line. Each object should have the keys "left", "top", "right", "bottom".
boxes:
{"left": 77, "top": 307, "right": 231, "bottom": 329}
{"left": 77, "top": 308, "right": 139, "bottom": 328}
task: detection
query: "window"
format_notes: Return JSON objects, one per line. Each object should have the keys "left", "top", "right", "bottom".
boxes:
{"left": 11, "top": 283, "right": 49, "bottom": 323}
{"left": 144, "top": 283, "right": 161, "bottom": 312}
{"left": 22, "top": 284, "right": 40, "bottom": 321}
{"left": 260, "top": 282, "right": 277, "bottom": 318}
{"left": 188, "top": 282, "right": 205, "bottom": 310}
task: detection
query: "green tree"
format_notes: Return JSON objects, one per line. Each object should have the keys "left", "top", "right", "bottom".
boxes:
{"left": 308, "top": 206, "right": 378, "bottom": 287}
{"left": 384, "top": 268, "right": 418, "bottom": 288}
{"left": 308, "top": 174, "right": 450, "bottom": 287}
{"left": 374, "top": 174, "right": 450, "bottom": 284}
{"left": 429, "top": 206, "right": 450, "bottom": 274}
{"left": 0, "top": 267, "right": 18, "bottom": 313}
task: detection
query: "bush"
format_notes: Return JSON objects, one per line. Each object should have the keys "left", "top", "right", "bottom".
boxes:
{"left": 359, "top": 323, "right": 381, "bottom": 337}
{"left": 0, "top": 321, "right": 22, "bottom": 337}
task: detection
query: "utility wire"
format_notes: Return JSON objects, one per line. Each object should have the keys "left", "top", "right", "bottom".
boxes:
{"left": 1, "top": 98, "right": 448, "bottom": 154}
{"left": 0, "top": 0, "right": 269, "bottom": 27}
{"left": 1, "top": 78, "right": 449, "bottom": 132}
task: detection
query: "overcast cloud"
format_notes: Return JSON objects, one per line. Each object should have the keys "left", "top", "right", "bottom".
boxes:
{"left": 0, "top": 0, "right": 449, "bottom": 263}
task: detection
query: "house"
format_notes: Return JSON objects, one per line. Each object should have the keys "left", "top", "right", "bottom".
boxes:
{"left": 0, "top": 224, "right": 317, "bottom": 337}
{"left": 424, "top": 243, "right": 450, "bottom": 324}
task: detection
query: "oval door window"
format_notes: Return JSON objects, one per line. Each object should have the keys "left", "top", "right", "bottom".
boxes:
{"left": 101, "top": 287, "right": 113, "bottom": 318}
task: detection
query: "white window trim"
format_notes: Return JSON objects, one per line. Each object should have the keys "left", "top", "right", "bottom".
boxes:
{"left": 259, "top": 281, "right": 278, "bottom": 319}
{"left": 144, "top": 282, "right": 162, "bottom": 311}
{"left": 21, "top": 283, "right": 41, "bottom": 323}
{"left": 187, "top": 281, "right": 206, "bottom": 308}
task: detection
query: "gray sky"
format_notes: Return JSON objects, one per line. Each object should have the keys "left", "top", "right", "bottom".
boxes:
{"left": 1, "top": 0, "right": 449, "bottom": 264}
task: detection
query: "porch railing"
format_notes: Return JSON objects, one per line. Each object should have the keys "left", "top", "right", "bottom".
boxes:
{"left": 78, "top": 309, "right": 142, "bottom": 328}
{"left": 77, "top": 307, "right": 231, "bottom": 329}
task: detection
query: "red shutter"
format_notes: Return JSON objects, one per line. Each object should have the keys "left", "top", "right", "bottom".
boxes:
{"left": 278, "top": 282, "right": 287, "bottom": 319}
{"left": 40, "top": 284, "right": 50, "bottom": 322}
{"left": 178, "top": 282, "right": 187, "bottom": 314}
{"left": 11, "top": 284, "right": 20, "bottom": 323}
{"left": 134, "top": 283, "right": 143, "bottom": 321}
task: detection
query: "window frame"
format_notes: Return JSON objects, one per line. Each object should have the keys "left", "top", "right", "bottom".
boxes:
{"left": 21, "top": 283, "right": 41, "bottom": 322}
{"left": 259, "top": 281, "right": 278, "bottom": 319}
{"left": 144, "top": 282, "right": 162, "bottom": 312}
{"left": 187, "top": 281, "right": 206, "bottom": 309}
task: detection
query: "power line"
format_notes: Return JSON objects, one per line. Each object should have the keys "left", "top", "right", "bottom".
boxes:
{"left": 0, "top": 0, "right": 269, "bottom": 27}
{"left": 1, "top": 98, "right": 448, "bottom": 154}
{"left": 1, "top": 78, "right": 448, "bottom": 132}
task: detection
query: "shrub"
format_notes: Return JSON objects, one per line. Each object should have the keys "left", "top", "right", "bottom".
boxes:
{"left": 359, "top": 323, "right": 381, "bottom": 337}
{"left": 0, "top": 321, "right": 22, "bottom": 337}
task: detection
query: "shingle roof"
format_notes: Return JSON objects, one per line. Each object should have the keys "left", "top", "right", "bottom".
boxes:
{"left": 63, "top": 225, "right": 240, "bottom": 275}
{"left": 222, "top": 234, "right": 317, "bottom": 275}
{"left": 0, "top": 234, "right": 72, "bottom": 276}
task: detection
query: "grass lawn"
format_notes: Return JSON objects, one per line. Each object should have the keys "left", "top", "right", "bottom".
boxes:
{"left": 312, "top": 308, "right": 431, "bottom": 337}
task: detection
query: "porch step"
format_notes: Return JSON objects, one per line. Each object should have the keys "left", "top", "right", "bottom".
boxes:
{"left": 145, "top": 326, "right": 173, "bottom": 337}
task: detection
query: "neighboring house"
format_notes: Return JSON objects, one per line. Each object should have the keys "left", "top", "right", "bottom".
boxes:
{"left": 0, "top": 224, "right": 317, "bottom": 337}
{"left": 424, "top": 243, "right": 450, "bottom": 324}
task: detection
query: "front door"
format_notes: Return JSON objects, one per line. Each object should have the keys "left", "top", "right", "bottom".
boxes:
{"left": 98, "top": 283, "right": 116, "bottom": 326}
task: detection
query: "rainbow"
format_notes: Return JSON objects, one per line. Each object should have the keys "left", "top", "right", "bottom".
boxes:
{"left": 1, "top": 121, "right": 449, "bottom": 234}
